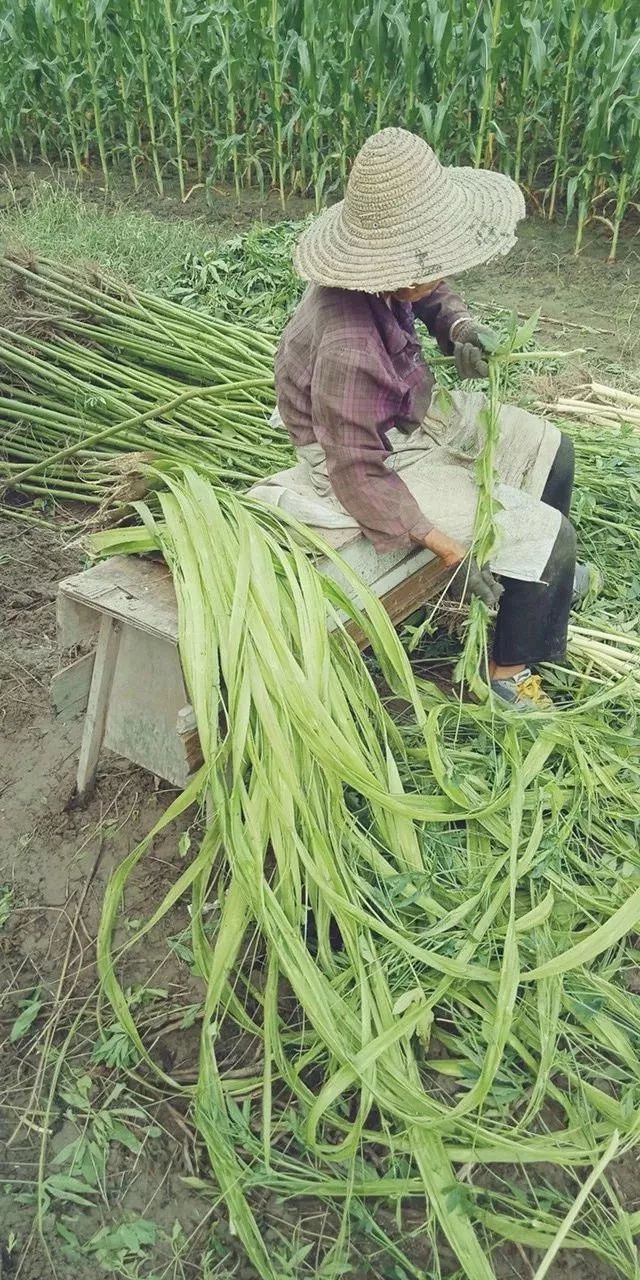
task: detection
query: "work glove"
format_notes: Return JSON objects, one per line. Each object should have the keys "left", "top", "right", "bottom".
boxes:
{"left": 447, "top": 556, "right": 504, "bottom": 609}
{"left": 451, "top": 320, "right": 499, "bottom": 381}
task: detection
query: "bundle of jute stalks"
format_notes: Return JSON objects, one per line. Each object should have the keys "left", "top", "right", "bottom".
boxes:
{"left": 537, "top": 380, "right": 640, "bottom": 430}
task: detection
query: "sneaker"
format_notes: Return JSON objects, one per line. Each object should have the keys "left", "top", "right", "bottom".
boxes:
{"left": 572, "top": 561, "right": 600, "bottom": 607}
{"left": 490, "top": 668, "right": 553, "bottom": 712}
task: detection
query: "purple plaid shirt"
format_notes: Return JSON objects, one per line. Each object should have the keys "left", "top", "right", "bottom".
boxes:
{"left": 274, "top": 283, "right": 470, "bottom": 552}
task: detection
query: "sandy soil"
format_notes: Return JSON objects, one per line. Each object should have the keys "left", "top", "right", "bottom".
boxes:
{"left": 2, "top": 187, "right": 640, "bottom": 1278}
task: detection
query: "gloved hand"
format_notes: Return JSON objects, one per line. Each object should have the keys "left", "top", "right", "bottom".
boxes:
{"left": 452, "top": 320, "right": 499, "bottom": 381}
{"left": 447, "top": 556, "right": 504, "bottom": 609}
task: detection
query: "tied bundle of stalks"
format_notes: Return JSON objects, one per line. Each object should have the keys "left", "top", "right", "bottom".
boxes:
{"left": 537, "top": 381, "right": 640, "bottom": 431}
{"left": 0, "top": 251, "right": 292, "bottom": 515}
{"left": 78, "top": 451, "right": 156, "bottom": 528}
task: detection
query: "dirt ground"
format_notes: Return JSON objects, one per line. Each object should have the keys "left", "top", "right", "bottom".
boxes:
{"left": 0, "top": 522, "right": 208, "bottom": 1276}
{"left": 2, "top": 178, "right": 640, "bottom": 1279}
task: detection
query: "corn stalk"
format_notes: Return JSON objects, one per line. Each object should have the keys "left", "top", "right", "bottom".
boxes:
{"left": 163, "top": 0, "right": 185, "bottom": 198}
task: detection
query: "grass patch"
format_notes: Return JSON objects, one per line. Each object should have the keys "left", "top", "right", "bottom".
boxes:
{"left": 0, "top": 180, "right": 221, "bottom": 290}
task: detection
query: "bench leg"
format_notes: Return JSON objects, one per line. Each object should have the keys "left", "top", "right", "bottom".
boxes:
{"left": 76, "top": 616, "right": 122, "bottom": 797}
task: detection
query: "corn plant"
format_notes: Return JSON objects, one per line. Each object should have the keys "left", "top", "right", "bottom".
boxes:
{"left": 547, "top": 2, "right": 584, "bottom": 221}
{"left": 510, "top": 9, "right": 549, "bottom": 187}
{"left": 572, "top": 21, "right": 640, "bottom": 257}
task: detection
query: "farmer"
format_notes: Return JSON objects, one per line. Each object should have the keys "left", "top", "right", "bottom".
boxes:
{"left": 272, "top": 128, "right": 584, "bottom": 710}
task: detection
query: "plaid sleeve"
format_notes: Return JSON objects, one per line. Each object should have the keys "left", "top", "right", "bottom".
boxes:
{"left": 412, "top": 281, "right": 470, "bottom": 354}
{"left": 311, "top": 341, "right": 433, "bottom": 554}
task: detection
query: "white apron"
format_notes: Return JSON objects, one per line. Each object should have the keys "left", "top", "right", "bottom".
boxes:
{"left": 250, "top": 388, "right": 562, "bottom": 583}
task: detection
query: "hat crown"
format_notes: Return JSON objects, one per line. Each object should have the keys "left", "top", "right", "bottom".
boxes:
{"left": 344, "top": 128, "right": 444, "bottom": 232}
{"left": 293, "top": 127, "right": 525, "bottom": 292}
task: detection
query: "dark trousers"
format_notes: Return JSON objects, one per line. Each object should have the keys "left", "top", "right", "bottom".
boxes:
{"left": 492, "top": 435, "right": 576, "bottom": 666}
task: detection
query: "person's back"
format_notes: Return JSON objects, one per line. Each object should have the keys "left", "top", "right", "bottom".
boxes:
{"left": 275, "top": 284, "right": 435, "bottom": 451}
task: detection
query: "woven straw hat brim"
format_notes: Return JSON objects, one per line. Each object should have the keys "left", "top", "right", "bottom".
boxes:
{"left": 294, "top": 166, "right": 525, "bottom": 292}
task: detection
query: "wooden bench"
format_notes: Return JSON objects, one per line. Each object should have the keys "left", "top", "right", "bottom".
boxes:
{"left": 53, "top": 524, "right": 447, "bottom": 797}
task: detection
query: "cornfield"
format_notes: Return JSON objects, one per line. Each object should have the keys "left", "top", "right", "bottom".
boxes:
{"left": 1, "top": 0, "right": 639, "bottom": 257}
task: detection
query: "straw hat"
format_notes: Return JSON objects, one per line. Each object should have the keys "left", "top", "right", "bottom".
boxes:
{"left": 294, "top": 127, "right": 525, "bottom": 293}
